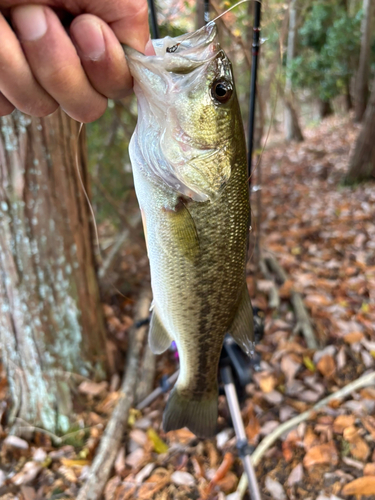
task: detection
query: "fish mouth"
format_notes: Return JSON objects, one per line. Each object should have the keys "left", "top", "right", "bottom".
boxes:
{"left": 124, "top": 22, "right": 221, "bottom": 77}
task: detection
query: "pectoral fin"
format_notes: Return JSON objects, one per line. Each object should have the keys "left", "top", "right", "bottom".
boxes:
{"left": 149, "top": 311, "right": 172, "bottom": 354}
{"left": 164, "top": 200, "right": 200, "bottom": 261}
{"left": 229, "top": 284, "right": 255, "bottom": 356}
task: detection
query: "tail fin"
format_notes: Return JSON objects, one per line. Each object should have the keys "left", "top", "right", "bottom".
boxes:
{"left": 163, "top": 386, "right": 218, "bottom": 438}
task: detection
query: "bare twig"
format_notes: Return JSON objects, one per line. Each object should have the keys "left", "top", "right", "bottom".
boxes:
{"left": 98, "top": 229, "right": 129, "bottom": 279}
{"left": 235, "top": 370, "right": 375, "bottom": 499}
{"left": 77, "top": 288, "right": 152, "bottom": 500}
{"left": 259, "top": 259, "right": 280, "bottom": 309}
{"left": 210, "top": 0, "right": 252, "bottom": 68}
{"left": 265, "top": 255, "right": 318, "bottom": 349}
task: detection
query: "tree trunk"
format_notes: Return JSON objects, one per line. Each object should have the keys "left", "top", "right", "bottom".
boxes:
{"left": 284, "top": 0, "right": 304, "bottom": 142}
{"left": 196, "top": 0, "right": 205, "bottom": 30}
{"left": 354, "top": 0, "right": 374, "bottom": 122}
{"left": 345, "top": 80, "right": 353, "bottom": 111}
{"left": 346, "top": 75, "right": 375, "bottom": 183}
{"left": 0, "top": 110, "right": 107, "bottom": 435}
{"left": 319, "top": 99, "right": 334, "bottom": 119}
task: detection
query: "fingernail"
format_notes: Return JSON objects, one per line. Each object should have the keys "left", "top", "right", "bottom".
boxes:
{"left": 12, "top": 5, "right": 47, "bottom": 41}
{"left": 71, "top": 19, "right": 105, "bottom": 61}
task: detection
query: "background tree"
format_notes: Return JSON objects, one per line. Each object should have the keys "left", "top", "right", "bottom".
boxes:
{"left": 0, "top": 110, "right": 107, "bottom": 435}
{"left": 346, "top": 73, "right": 375, "bottom": 183}
{"left": 291, "top": 1, "right": 362, "bottom": 117}
{"left": 284, "top": 0, "right": 304, "bottom": 142}
{"left": 354, "top": 0, "right": 374, "bottom": 121}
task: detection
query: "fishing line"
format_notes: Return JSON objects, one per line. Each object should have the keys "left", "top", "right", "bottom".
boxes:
{"left": 75, "top": 122, "right": 133, "bottom": 302}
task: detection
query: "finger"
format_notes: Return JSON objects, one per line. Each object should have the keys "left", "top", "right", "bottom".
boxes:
{"left": 0, "top": 12, "right": 58, "bottom": 117}
{"left": 102, "top": 1, "right": 150, "bottom": 52}
{"left": 12, "top": 5, "right": 107, "bottom": 123}
{"left": 70, "top": 14, "right": 132, "bottom": 100}
{"left": 0, "top": 92, "right": 15, "bottom": 116}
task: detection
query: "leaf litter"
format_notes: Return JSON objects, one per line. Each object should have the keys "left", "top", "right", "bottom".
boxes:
{"left": 0, "top": 115, "right": 374, "bottom": 499}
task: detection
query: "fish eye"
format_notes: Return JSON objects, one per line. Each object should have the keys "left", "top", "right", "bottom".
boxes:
{"left": 211, "top": 79, "right": 233, "bottom": 104}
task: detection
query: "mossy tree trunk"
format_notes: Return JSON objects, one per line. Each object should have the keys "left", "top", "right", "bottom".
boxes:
{"left": 345, "top": 75, "right": 375, "bottom": 183}
{"left": 0, "top": 110, "right": 107, "bottom": 435}
{"left": 284, "top": 0, "right": 304, "bottom": 142}
{"left": 354, "top": 0, "right": 374, "bottom": 122}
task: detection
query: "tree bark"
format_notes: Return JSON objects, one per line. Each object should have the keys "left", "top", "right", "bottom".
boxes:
{"left": 196, "top": 0, "right": 205, "bottom": 30}
{"left": 0, "top": 110, "right": 107, "bottom": 435}
{"left": 284, "top": 0, "right": 304, "bottom": 142}
{"left": 319, "top": 99, "right": 334, "bottom": 119}
{"left": 354, "top": 0, "right": 374, "bottom": 122}
{"left": 346, "top": 75, "right": 375, "bottom": 183}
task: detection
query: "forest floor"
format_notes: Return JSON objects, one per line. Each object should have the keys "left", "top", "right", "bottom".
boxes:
{"left": 0, "top": 114, "right": 374, "bottom": 500}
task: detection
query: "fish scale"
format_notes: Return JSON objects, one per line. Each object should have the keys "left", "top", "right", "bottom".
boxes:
{"left": 125, "top": 22, "right": 254, "bottom": 437}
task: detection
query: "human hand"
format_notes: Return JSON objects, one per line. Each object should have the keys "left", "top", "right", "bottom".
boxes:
{"left": 0, "top": 0, "right": 152, "bottom": 122}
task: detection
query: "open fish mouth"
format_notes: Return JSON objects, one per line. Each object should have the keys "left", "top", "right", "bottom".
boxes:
{"left": 124, "top": 23, "right": 220, "bottom": 76}
{"left": 124, "top": 22, "right": 235, "bottom": 202}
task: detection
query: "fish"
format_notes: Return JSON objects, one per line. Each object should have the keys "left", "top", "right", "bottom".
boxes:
{"left": 124, "top": 22, "right": 254, "bottom": 438}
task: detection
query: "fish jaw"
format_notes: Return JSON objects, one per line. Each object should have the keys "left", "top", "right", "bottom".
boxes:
{"left": 124, "top": 23, "right": 238, "bottom": 202}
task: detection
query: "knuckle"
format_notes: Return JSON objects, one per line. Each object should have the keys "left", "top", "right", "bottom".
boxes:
{"left": 77, "top": 101, "right": 108, "bottom": 123}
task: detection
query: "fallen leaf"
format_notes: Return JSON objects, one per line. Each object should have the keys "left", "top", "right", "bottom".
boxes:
{"left": 20, "top": 486, "right": 36, "bottom": 500}
{"left": 216, "top": 471, "right": 238, "bottom": 493}
{"left": 265, "top": 475, "right": 287, "bottom": 500}
{"left": 12, "top": 462, "right": 42, "bottom": 485}
{"left": 147, "top": 428, "right": 168, "bottom": 454}
{"left": 60, "top": 458, "right": 91, "bottom": 467}
{"left": 344, "top": 332, "right": 364, "bottom": 344}
{"left": 316, "top": 355, "right": 336, "bottom": 378}
{"left": 333, "top": 415, "right": 356, "bottom": 434}
{"left": 281, "top": 355, "right": 301, "bottom": 382}
{"left": 259, "top": 373, "right": 278, "bottom": 393}
{"left": 171, "top": 471, "right": 195, "bottom": 487}
{"left": 303, "top": 442, "right": 338, "bottom": 468}
{"left": 78, "top": 380, "right": 108, "bottom": 396}
{"left": 341, "top": 476, "right": 375, "bottom": 496}
{"left": 125, "top": 448, "right": 145, "bottom": 469}
{"left": 4, "top": 436, "right": 29, "bottom": 450}
{"left": 364, "top": 463, "right": 375, "bottom": 476}
{"left": 288, "top": 463, "right": 303, "bottom": 486}
{"left": 135, "top": 462, "right": 155, "bottom": 484}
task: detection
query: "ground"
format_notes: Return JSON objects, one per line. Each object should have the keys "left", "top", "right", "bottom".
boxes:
{"left": 0, "top": 115, "right": 374, "bottom": 500}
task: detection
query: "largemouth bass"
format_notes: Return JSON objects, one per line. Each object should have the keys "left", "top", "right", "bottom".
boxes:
{"left": 125, "top": 23, "right": 254, "bottom": 438}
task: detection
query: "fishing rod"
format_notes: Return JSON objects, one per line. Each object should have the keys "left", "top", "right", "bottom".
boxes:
{"left": 204, "top": 0, "right": 210, "bottom": 24}
{"left": 147, "top": 0, "right": 160, "bottom": 39}
{"left": 247, "top": 0, "right": 261, "bottom": 186}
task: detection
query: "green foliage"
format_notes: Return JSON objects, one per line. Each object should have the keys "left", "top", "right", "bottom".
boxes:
{"left": 290, "top": 2, "right": 362, "bottom": 101}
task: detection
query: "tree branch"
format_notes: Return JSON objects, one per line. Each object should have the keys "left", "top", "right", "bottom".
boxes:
{"left": 265, "top": 255, "right": 318, "bottom": 349}
{"left": 77, "top": 288, "right": 152, "bottom": 500}
{"left": 235, "top": 370, "right": 375, "bottom": 499}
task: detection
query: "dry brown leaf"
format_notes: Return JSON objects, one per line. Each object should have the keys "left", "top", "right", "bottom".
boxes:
{"left": 316, "top": 355, "right": 336, "bottom": 378}
{"left": 60, "top": 458, "right": 91, "bottom": 467}
{"left": 349, "top": 436, "right": 370, "bottom": 461}
{"left": 216, "top": 471, "right": 238, "bottom": 493}
{"left": 341, "top": 476, "right": 375, "bottom": 496}
{"left": 303, "top": 442, "right": 338, "bottom": 468}
{"left": 364, "top": 463, "right": 375, "bottom": 476}
{"left": 78, "top": 380, "right": 108, "bottom": 397}
{"left": 259, "top": 373, "right": 277, "bottom": 393}
{"left": 281, "top": 355, "right": 301, "bottom": 382}
{"left": 303, "top": 427, "right": 319, "bottom": 451}
{"left": 333, "top": 415, "right": 356, "bottom": 434}
{"left": 362, "top": 416, "right": 375, "bottom": 439}
{"left": 344, "top": 332, "right": 364, "bottom": 344}
{"left": 165, "top": 428, "right": 196, "bottom": 444}
{"left": 279, "top": 280, "right": 294, "bottom": 298}
{"left": 245, "top": 403, "right": 261, "bottom": 444}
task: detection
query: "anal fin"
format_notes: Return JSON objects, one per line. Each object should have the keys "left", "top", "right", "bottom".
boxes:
{"left": 229, "top": 284, "right": 255, "bottom": 356}
{"left": 149, "top": 311, "right": 172, "bottom": 354}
